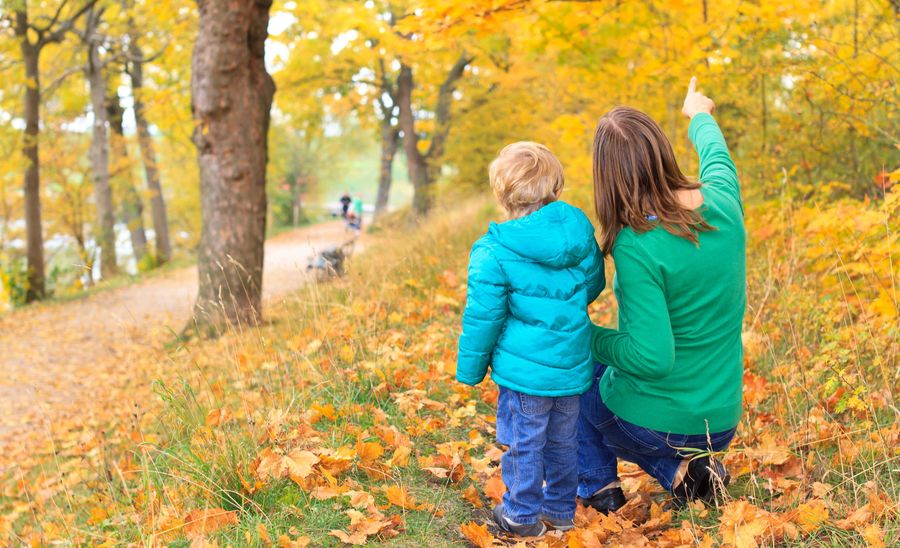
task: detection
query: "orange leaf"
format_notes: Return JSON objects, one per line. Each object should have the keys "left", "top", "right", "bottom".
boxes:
{"left": 328, "top": 530, "right": 367, "bottom": 545}
{"left": 794, "top": 499, "right": 829, "bottom": 533}
{"left": 183, "top": 508, "right": 239, "bottom": 537}
{"left": 356, "top": 439, "right": 385, "bottom": 464}
{"left": 462, "top": 484, "right": 483, "bottom": 508}
{"left": 460, "top": 521, "right": 495, "bottom": 548}
{"left": 285, "top": 450, "right": 319, "bottom": 483}
{"left": 205, "top": 408, "right": 233, "bottom": 427}
{"left": 383, "top": 485, "right": 431, "bottom": 511}
{"left": 484, "top": 474, "right": 506, "bottom": 504}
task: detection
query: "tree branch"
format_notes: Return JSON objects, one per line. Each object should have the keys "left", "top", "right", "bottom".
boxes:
{"left": 426, "top": 54, "right": 473, "bottom": 160}
{"left": 40, "top": 0, "right": 99, "bottom": 46}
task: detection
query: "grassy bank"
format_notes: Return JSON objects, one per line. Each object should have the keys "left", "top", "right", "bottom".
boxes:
{"left": 1, "top": 194, "right": 897, "bottom": 546}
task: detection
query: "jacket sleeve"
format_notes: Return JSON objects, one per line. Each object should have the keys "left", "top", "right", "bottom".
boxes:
{"left": 591, "top": 242, "right": 674, "bottom": 380}
{"left": 688, "top": 113, "right": 742, "bottom": 212}
{"left": 584, "top": 239, "right": 606, "bottom": 303}
{"left": 456, "top": 245, "right": 508, "bottom": 386}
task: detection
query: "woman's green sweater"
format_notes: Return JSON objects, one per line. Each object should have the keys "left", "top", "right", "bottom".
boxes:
{"left": 592, "top": 113, "right": 746, "bottom": 435}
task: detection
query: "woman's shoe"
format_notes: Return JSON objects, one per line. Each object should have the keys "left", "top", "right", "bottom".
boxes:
{"left": 578, "top": 486, "right": 626, "bottom": 514}
{"left": 672, "top": 456, "right": 730, "bottom": 504}
{"left": 492, "top": 505, "right": 547, "bottom": 537}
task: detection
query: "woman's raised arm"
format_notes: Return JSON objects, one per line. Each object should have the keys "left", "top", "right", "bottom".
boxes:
{"left": 682, "top": 78, "right": 741, "bottom": 204}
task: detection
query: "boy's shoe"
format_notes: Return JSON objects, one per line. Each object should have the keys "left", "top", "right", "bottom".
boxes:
{"left": 540, "top": 514, "right": 575, "bottom": 531}
{"left": 492, "top": 505, "right": 547, "bottom": 537}
{"left": 579, "top": 486, "right": 626, "bottom": 514}
{"left": 672, "top": 456, "right": 730, "bottom": 505}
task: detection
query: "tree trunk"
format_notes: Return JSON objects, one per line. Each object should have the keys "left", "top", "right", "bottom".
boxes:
{"left": 130, "top": 39, "right": 172, "bottom": 264}
{"left": 107, "top": 90, "right": 148, "bottom": 263}
{"left": 86, "top": 27, "right": 118, "bottom": 278}
{"left": 292, "top": 184, "right": 302, "bottom": 227}
{"left": 374, "top": 118, "right": 398, "bottom": 219}
{"left": 396, "top": 64, "right": 432, "bottom": 214}
{"left": 190, "top": 0, "right": 275, "bottom": 330}
{"left": 21, "top": 43, "right": 45, "bottom": 301}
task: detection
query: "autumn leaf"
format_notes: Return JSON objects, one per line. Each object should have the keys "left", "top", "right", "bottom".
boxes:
{"left": 356, "top": 438, "right": 385, "bottom": 464}
{"left": 860, "top": 524, "right": 885, "bottom": 548}
{"left": 383, "top": 485, "right": 433, "bottom": 511}
{"left": 328, "top": 530, "right": 368, "bottom": 545}
{"left": 183, "top": 508, "right": 239, "bottom": 537}
{"left": 483, "top": 473, "right": 506, "bottom": 504}
{"left": 205, "top": 407, "right": 233, "bottom": 427}
{"left": 460, "top": 521, "right": 495, "bottom": 548}
{"left": 794, "top": 499, "right": 829, "bottom": 533}
{"left": 719, "top": 501, "right": 769, "bottom": 548}
{"left": 461, "top": 484, "right": 484, "bottom": 508}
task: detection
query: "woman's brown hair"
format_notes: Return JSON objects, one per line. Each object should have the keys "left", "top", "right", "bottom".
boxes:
{"left": 592, "top": 106, "right": 713, "bottom": 254}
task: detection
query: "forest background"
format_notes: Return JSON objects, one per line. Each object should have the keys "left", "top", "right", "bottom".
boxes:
{"left": 0, "top": 0, "right": 897, "bottom": 546}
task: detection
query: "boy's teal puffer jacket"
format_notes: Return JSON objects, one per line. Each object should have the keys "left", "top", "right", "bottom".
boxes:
{"left": 456, "top": 201, "right": 605, "bottom": 396}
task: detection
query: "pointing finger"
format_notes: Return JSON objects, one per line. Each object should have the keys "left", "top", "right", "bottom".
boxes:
{"left": 688, "top": 76, "right": 697, "bottom": 94}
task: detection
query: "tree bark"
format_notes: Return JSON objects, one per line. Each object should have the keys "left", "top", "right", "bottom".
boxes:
{"left": 190, "top": 0, "right": 275, "bottom": 330}
{"left": 396, "top": 56, "right": 470, "bottom": 216}
{"left": 396, "top": 64, "right": 432, "bottom": 214}
{"left": 107, "top": 90, "right": 148, "bottom": 262}
{"left": 84, "top": 7, "right": 118, "bottom": 278}
{"left": 129, "top": 36, "right": 172, "bottom": 263}
{"left": 20, "top": 40, "right": 45, "bottom": 301}
{"left": 374, "top": 117, "right": 398, "bottom": 219}
{"left": 14, "top": 1, "right": 97, "bottom": 301}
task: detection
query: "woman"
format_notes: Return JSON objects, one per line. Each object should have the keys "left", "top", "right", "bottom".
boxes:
{"left": 577, "top": 78, "right": 745, "bottom": 512}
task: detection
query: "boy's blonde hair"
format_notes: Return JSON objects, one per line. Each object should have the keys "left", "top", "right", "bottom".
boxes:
{"left": 489, "top": 141, "right": 565, "bottom": 219}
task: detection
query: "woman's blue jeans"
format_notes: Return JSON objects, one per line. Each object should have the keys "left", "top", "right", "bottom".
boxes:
{"left": 576, "top": 363, "right": 736, "bottom": 498}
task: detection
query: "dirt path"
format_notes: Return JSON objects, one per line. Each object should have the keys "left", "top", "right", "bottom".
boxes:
{"left": 0, "top": 220, "right": 360, "bottom": 459}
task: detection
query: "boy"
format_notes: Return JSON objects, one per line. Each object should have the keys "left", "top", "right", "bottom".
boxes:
{"left": 457, "top": 142, "right": 604, "bottom": 536}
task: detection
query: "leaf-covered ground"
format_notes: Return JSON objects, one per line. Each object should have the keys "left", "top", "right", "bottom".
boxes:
{"left": 1, "top": 197, "right": 897, "bottom": 546}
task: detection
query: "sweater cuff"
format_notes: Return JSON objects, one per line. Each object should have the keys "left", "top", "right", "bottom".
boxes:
{"left": 688, "top": 112, "right": 715, "bottom": 142}
{"left": 590, "top": 325, "right": 618, "bottom": 364}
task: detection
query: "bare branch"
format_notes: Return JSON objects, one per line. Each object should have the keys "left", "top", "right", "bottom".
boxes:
{"left": 41, "top": 0, "right": 99, "bottom": 46}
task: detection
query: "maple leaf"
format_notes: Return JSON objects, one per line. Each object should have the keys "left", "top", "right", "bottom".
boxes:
{"left": 794, "top": 499, "right": 829, "bottom": 533}
{"left": 284, "top": 450, "right": 319, "bottom": 483}
{"left": 483, "top": 473, "right": 506, "bottom": 504}
{"left": 183, "top": 508, "right": 239, "bottom": 537}
{"left": 719, "top": 501, "right": 770, "bottom": 548}
{"left": 383, "top": 485, "right": 433, "bottom": 511}
{"left": 355, "top": 438, "right": 385, "bottom": 464}
{"left": 205, "top": 407, "right": 233, "bottom": 427}
{"left": 328, "top": 530, "right": 367, "bottom": 545}
{"left": 860, "top": 524, "right": 885, "bottom": 548}
{"left": 255, "top": 448, "right": 319, "bottom": 485}
{"left": 460, "top": 521, "right": 496, "bottom": 548}
{"left": 461, "top": 484, "right": 484, "bottom": 508}
{"left": 277, "top": 535, "right": 311, "bottom": 548}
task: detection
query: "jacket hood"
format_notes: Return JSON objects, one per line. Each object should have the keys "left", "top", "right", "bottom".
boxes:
{"left": 489, "top": 201, "right": 596, "bottom": 268}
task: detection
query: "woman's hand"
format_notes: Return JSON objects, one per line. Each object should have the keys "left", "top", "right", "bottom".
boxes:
{"left": 682, "top": 77, "right": 715, "bottom": 119}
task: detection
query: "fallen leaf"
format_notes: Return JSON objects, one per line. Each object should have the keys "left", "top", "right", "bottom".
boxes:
{"left": 461, "top": 484, "right": 483, "bottom": 508}
{"left": 460, "top": 521, "right": 495, "bottom": 547}
{"left": 794, "top": 499, "right": 828, "bottom": 533}
{"left": 183, "top": 508, "right": 239, "bottom": 537}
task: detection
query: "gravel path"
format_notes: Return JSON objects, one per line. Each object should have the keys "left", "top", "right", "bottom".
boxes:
{"left": 0, "top": 220, "right": 359, "bottom": 459}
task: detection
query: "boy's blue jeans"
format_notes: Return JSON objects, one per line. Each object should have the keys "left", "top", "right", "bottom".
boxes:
{"left": 577, "top": 364, "right": 736, "bottom": 498}
{"left": 496, "top": 386, "right": 579, "bottom": 524}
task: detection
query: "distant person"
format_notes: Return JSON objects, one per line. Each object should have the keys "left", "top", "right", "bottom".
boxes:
{"left": 352, "top": 194, "right": 364, "bottom": 228}
{"left": 339, "top": 191, "right": 352, "bottom": 218}
{"left": 456, "top": 142, "right": 604, "bottom": 537}
{"left": 345, "top": 212, "right": 362, "bottom": 234}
